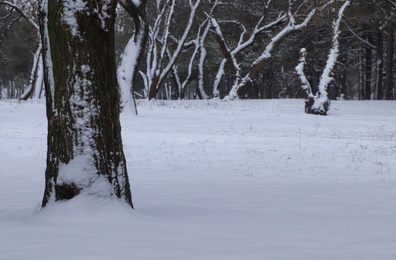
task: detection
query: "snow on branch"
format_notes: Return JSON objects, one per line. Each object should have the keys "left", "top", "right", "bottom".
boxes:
{"left": 158, "top": 0, "right": 200, "bottom": 85}
{"left": 209, "top": 16, "right": 240, "bottom": 76}
{"left": 144, "top": 0, "right": 202, "bottom": 99}
{"left": 0, "top": 0, "right": 39, "bottom": 30}
{"left": 178, "top": 1, "right": 220, "bottom": 99}
{"left": 39, "top": 0, "right": 55, "bottom": 111}
{"left": 212, "top": 10, "right": 286, "bottom": 98}
{"left": 225, "top": 0, "right": 342, "bottom": 100}
{"left": 226, "top": 1, "right": 334, "bottom": 100}
{"left": 20, "top": 43, "right": 43, "bottom": 100}
{"left": 295, "top": 48, "right": 313, "bottom": 99}
{"left": 309, "top": 0, "right": 350, "bottom": 115}
{"left": 117, "top": 0, "right": 148, "bottom": 114}
{"left": 1, "top": 1, "right": 43, "bottom": 100}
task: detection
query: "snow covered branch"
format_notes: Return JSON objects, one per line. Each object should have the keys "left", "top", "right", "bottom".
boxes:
{"left": 144, "top": 0, "right": 202, "bottom": 100}
{"left": 226, "top": 0, "right": 336, "bottom": 100}
{"left": 295, "top": 48, "right": 313, "bottom": 99}
{"left": 0, "top": 0, "right": 43, "bottom": 100}
{"left": 175, "top": 0, "right": 220, "bottom": 99}
{"left": 0, "top": 0, "right": 39, "bottom": 30}
{"left": 117, "top": 0, "right": 148, "bottom": 114}
{"left": 20, "top": 43, "right": 43, "bottom": 100}
{"left": 305, "top": 0, "right": 350, "bottom": 115}
{"left": 211, "top": 10, "right": 286, "bottom": 98}
{"left": 209, "top": 16, "right": 241, "bottom": 84}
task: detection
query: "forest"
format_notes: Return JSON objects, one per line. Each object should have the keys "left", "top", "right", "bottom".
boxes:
{"left": 1, "top": 1, "right": 396, "bottom": 258}
{"left": 1, "top": 0, "right": 395, "bottom": 102}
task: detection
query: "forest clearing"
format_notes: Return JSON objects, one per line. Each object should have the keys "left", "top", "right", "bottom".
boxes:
{"left": 1, "top": 99, "right": 396, "bottom": 259}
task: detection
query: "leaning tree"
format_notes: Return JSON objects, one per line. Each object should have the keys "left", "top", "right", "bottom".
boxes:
{"left": 39, "top": 0, "right": 144, "bottom": 208}
{"left": 295, "top": 0, "right": 350, "bottom": 115}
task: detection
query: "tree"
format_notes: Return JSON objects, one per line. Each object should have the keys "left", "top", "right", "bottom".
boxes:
{"left": 296, "top": 0, "right": 350, "bottom": 115}
{"left": 381, "top": 0, "right": 396, "bottom": 100}
{"left": 0, "top": 0, "right": 39, "bottom": 99}
{"left": 117, "top": 0, "right": 148, "bottom": 114}
{"left": 141, "top": 0, "right": 201, "bottom": 100}
{"left": 39, "top": 0, "right": 138, "bottom": 208}
{"left": 225, "top": 0, "right": 335, "bottom": 100}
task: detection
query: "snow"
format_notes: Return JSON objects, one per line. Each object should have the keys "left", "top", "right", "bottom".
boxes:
{"left": 117, "top": 35, "right": 140, "bottom": 112}
{"left": 62, "top": 0, "right": 86, "bottom": 37}
{"left": 40, "top": 0, "right": 55, "bottom": 110}
{"left": 313, "top": 1, "right": 350, "bottom": 112}
{"left": 227, "top": 7, "right": 318, "bottom": 100}
{"left": 1, "top": 99, "right": 396, "bottom": 259}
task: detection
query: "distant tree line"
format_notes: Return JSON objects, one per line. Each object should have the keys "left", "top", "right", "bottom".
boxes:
{"left": 1, "top": 0, "right": 395, "bottom": 100}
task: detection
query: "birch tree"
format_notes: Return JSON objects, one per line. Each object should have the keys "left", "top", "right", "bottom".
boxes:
{"left": 39, "top": 0, "right": 134, "bottom": 207}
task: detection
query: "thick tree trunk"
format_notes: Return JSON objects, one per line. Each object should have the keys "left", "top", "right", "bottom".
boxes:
{"left": 40, "top": 0, "right": 133, "bottom": 207}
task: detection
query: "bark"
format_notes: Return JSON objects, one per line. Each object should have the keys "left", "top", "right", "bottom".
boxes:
{"left": 339, "top": 55, "right": 347, "bottom": 99}
{"left": 210, "top": 19, "right": 238, "bottom": 75}
{"left": 376, "top": 30, "right": 384, "bottom": 100}
{"left": 384, "top": 27, "right": 395, "bottom": 100}
{"left": 364, "top": 39, "right": 372, "bottom": 100}
{"left": 40, "top": 0, "right": 132, "bottom": 207}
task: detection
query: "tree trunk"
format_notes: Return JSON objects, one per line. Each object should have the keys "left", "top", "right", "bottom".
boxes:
{"left": 376, "top": 29, "right": 384, "bottom": 100}
{"left": 148, "top": 75, "right": 160, "bottom": 100}
{"left": 40, "top": 0, "right": 133, "bottom": 207}
{"left": 364, "top": 40, "right": 372, "bottom": 100}
{"left": 384, "top": 27, "right": 395, "bottom": 100}
{"left": 117, "top": 0, "right": 148, "bottom": 113}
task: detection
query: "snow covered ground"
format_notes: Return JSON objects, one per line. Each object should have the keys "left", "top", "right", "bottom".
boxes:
{"left": 1, "top": 99, "right": 396, "bottom": 259}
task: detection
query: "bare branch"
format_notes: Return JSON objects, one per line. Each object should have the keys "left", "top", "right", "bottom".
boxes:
{"left": 343, "top": 21, "right": 376, "bottom": 49}
{"left": 0, "top": 0, "right": 38, "bottom": 30}
{"left": 227, "top": 0, "right": 336, "bottom": 99}
{"left": 385, "top": 0, "right": 396, "bottom": 8}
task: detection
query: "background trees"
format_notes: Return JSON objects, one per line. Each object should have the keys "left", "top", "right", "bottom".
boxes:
{"left": 0, "top": 0, "right": 39, "bottom": 99}
{"left": 1, "top": 0, "right": 395, "bottom": 101}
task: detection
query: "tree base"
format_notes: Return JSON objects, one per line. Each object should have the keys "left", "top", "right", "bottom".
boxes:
{"left": 305, "top": 98, "right": 330, "bottom": 116}
{"left": 55, "top": 183, "right": 80, "bottom": 201}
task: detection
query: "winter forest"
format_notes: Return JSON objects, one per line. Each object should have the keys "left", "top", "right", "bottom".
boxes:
{"left": 1, "top": 0, "right": 396, "bottom": 259}
{"left": 1, "top": 0, "right": 395, "bottom": 103}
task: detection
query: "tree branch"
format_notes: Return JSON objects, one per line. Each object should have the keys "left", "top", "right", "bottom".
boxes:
{"left": 0, "top": 0, "right": 38, "bottom": 30}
